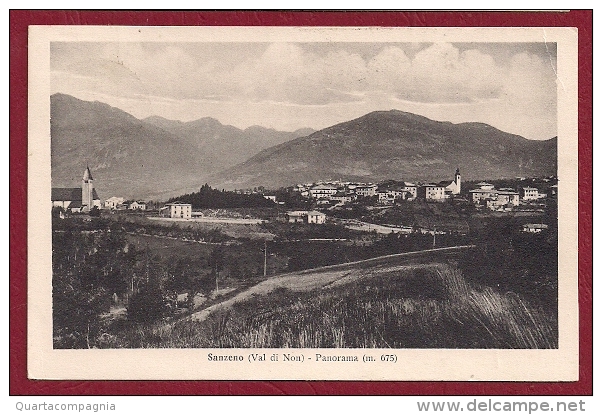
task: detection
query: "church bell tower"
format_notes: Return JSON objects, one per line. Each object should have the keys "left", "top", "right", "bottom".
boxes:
{"left": 82, "top": 165, "right": 94, "bottom": 211}
{"left": 454, "top": 168, "right": 461, "bottom": 194}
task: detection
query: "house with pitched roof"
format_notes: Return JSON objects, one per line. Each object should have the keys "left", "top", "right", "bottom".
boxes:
{"left": 470, "top": 183, "right": 519, "bottom": 210}
{"left": 160, "top": 201, "right": 192, "bottom": 219}
{"left": 129, "top": 201, "right": 147, "bottom": 210}
{"left": 105, "top": 196, "right": 125, "bottom": 210}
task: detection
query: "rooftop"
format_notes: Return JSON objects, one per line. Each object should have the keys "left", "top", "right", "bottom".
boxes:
{"left": 287, "top": 210, "right": 309, "bottom": 216}
{"left": 307, "top": 210, "right": 326, "bottom": 216}
{"left": 52, "top": 187, "right": 99, "bottom": 202}
{"left": 166, "top": 201, "right": 191, "bottom": 206}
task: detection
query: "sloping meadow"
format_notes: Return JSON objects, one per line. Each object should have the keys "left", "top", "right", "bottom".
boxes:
{"left": 105, "top": 263, "right": 557, "bottom": 349}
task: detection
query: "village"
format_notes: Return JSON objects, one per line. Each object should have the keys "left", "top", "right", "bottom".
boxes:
{"left": 52, "top": 167, "right": 556, "bottom": 236}
{"left": 50, "top": 165, "right": 559, "bottom": 350}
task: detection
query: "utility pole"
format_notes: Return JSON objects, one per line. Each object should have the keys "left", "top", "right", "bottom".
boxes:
{"left": 263, "top": 239, "right": 267, "bottom": 277}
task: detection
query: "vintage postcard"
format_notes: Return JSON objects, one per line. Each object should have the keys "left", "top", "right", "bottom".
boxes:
{"left": 27, "top": 25, "right": 578, "bottom": 381}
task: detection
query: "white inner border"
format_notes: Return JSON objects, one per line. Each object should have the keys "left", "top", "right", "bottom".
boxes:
{"left": 27, "top": 26, "right": 579, "bottom": 381}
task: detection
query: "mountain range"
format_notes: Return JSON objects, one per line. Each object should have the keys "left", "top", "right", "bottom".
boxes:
{"left": 51, "top": 94, "right": 557, "bottom": 200}
{"left": 210, "top": 110, "right": 557, "bottom": 190}
{"left": 50, "top": 93, "right": 313, "bottom": 199}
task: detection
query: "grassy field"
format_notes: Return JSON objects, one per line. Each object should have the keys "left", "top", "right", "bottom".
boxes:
{"left": 125, "top": 233, "right": 215, "bottom": 259}
{"left": 98, "top": 262, "right": 557, "bottom": 349}
{"left": 111, "top": 212, "right": 275, "bottom": 240}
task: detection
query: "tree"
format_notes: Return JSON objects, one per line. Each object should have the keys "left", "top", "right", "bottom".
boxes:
{"left": 209, "top": 244, "right": 225, "bottom": 292}
{"left": 52, "top": 225, "right": 140, "bottom": 347}
{"left": 127, "top": 279, "right": 169, "bottom": 323}
{"left": 53, "top": 272, "right": 109, "bottom": 348}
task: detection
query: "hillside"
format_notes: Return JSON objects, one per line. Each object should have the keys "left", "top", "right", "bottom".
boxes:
{"left": 51, "top": 94, "right": 207, "bottom": 200}
{"left": 101, "top": 258, "right": 557, "bottom": 349}
{"left": 50, "top": 94, "right": 314, "bottom": 199}
{"left": 210, "top": 110, "right": 557, "bottom": 189}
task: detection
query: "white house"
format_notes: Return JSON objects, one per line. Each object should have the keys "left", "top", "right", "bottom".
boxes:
{"left": 162, "top": 202, "right": 192, "bottom": 219}
{"left": 521, "top": 187, "right": 542, "bottom": 200}
{"left": 402, "top": 183, "right": 418, "bottom": 200}
{"left": 105, "top": 196, "right": 125, "bottom": 210}
{"left": 287, "top": 210, "right": 309, "bottom": 223}
{"left": 307, "top": 210, "right": 327, "bottom": 224}
{"left": 310, "top": 184, "right": 339, "bottom": 199}
{"left": 330, "top": 192, "right": 354, "bottom": 204}
{"left": 420, "top": 184, "right": 447, "bottom": 201}
{"left": 286, "top": 210, "right": 326, "bottom": 224}
{"left": 355, "top": 185, "right": 378, "bottom": 197}
{"left": 129, "top": 201, "right": 147, "bottom": 210}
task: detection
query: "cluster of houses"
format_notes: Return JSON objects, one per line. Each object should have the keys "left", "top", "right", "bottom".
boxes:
{"left": 469, "top": 183, "right": 521, "bottom": 211}
{"left": 104, "top": 196, "right": 147, "bottom": 211}
{"left": 288, "top": 169, "right": 462, "bottom": 206}
{"left": 469, "top": 182, "right": 548, "bottom": 211}
{"left": 279, "top": 168, "right": 551, "bottom": 213}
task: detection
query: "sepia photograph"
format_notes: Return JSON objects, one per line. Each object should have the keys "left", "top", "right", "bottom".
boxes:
{"left": 26, "top": 24, "right": 579, "bottom": 381}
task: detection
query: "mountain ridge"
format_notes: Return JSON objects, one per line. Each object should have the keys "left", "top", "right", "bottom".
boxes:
{"left": 50, "top": 94, "right": 556, "bottom": 198}
{"left": 50, "top": 94, "right": 314, "bottom": 199}
{"left": 209, "top": 110, "right": 557, "bottom": 190}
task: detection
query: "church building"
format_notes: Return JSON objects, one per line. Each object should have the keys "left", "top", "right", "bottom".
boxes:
{"left": 445, "top": 168, "right": 462, "bottom": 195}
{"left": 51, "top": 166, "right": 101, "bottom": 212}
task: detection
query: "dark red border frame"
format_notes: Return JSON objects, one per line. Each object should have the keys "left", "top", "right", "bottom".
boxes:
{"left": 9, "top": 10, "right": 593, "bottom": 396}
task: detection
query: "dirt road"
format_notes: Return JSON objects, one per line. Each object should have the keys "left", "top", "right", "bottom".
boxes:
{"left": 190, "top": 245, "right": 474, "bottom": 321}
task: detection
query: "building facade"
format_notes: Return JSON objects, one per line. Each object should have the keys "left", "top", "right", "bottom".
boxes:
{"left": 402, "top": 183, "right": 418, "bottom": 200}
{"left": 470, "top": 183, "right": 519, "bottom": 210}
{"left": 420, "top": 184, "right": 447, "bottom": 201}
{"left": 162, "top": 202, "right": 192, "bottom": 219}
{"left": 129, "top": 201, "right": 147, "bottom": 210}
{"left": 310, "top": 184, "right": 339, "bottom": 199}
{"left": 307, "top": 211, "right": 327, "bottom": 224}
{"left": 521, "top": 187, "right": 541, "bottom": 200}
{"left": 355, "top": 185, "right": 378, "bottom": 197}
{"left": 287, "top": 211, "right": 308, "bottom": 223}
{"left": 105, "top": 196, "right": 125, "bottom": 210}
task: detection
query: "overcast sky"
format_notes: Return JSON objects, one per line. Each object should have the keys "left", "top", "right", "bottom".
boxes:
{"left": 51, "top": 41, "right": 557, "bottom": 140}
